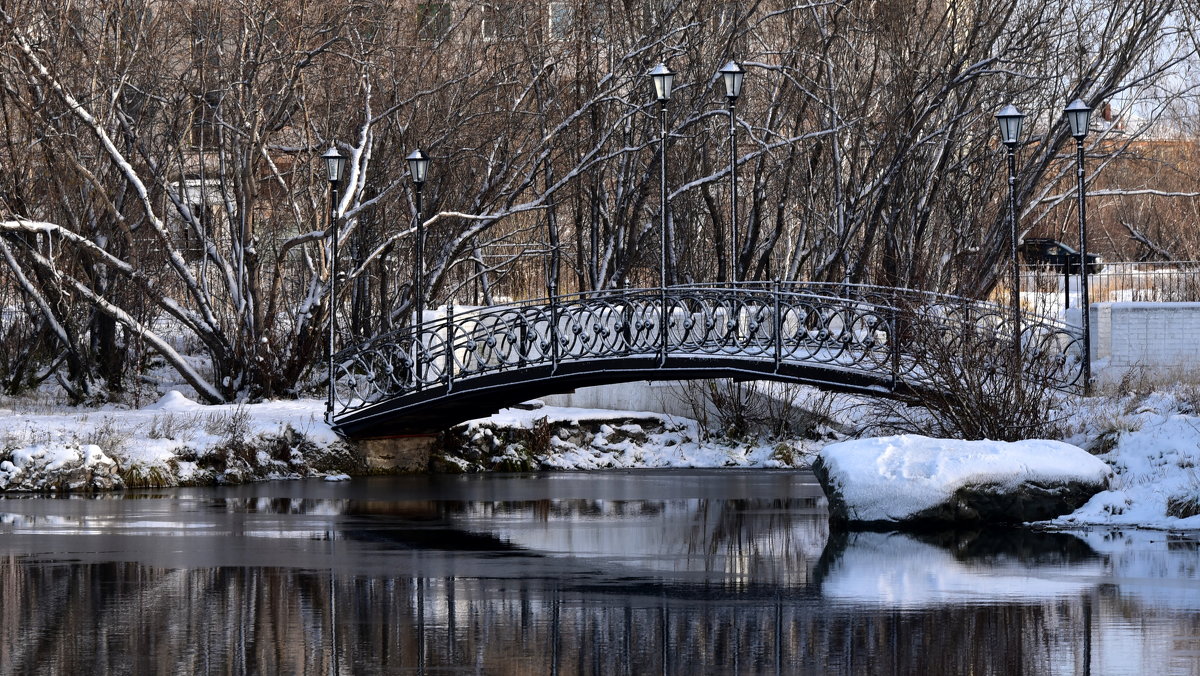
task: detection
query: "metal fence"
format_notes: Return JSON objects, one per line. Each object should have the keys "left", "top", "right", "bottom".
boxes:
{"left": 1023, "top": 261, "right": 1200, "bottom": 306}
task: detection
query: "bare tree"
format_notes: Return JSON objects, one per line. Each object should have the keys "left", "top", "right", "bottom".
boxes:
{"left": 0, "top": 0, "right": 1189, "bottom": 404}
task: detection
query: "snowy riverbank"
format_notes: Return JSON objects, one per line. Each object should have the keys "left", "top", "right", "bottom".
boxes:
{"left": 0, "top": 385, "right": 1198, "bottom": 530}
{"left": 1052, "top": 388, "right": 1200, "bottom": 530}
{"left": 0, "top": 391, "right": 352, "bottom": 490}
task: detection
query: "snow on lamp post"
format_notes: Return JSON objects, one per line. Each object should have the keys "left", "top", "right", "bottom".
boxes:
{"left": 1066, "top": 98, "right": 1093, "bottom": 394}
{"left": 995, "top": 104, "right": 1025, "bottom": 369}
{"left": 720, "top": 60, "right": 745, "bottom": 284}
{"left": 322, "top": 144, "right": 347, "bottom": 421}
{"left": 406, "top": 148, "right": 430, "bottom": 379}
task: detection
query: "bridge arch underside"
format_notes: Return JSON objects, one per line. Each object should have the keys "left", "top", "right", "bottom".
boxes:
{"left": 332, "top": 355, "right": 912, "bottom": 438}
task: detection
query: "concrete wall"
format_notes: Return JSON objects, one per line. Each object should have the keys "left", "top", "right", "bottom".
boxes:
{"left": 540, "top": 380, "right": 701, "bottom": 419}
{"left": 1089, "top": 302, "right": 1200, "bottom": 380}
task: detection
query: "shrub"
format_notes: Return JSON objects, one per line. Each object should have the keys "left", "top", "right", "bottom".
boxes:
{"left": 524, "top": 416, "right": 552, "bottom": 456}
{"left": 880, "top": 301, "right": 1072, "bottom": 441}
{"left": 79, "top": 416, "right": 131, "bottom": 456}
{"left": 119, "top": 463, "right": 174, "bottom": 489}
{"left": 204, "top": 404, "right": 253, "bottom": 462}
{"left": 146, "top": 411, "right": 201, "bottom": 441}
{"left": 1166, "top": 493, "right": 1200, "bottom": 519}
{"left": 1086, "top": 409, "right": 1143, "bottom": 455}
{"left": 673, "top": 379, "right": 837, "bottom": 441}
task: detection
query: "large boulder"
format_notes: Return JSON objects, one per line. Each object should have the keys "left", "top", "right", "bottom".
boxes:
{"left": 813, "top": 435, "right": 1111, "bottom": 527}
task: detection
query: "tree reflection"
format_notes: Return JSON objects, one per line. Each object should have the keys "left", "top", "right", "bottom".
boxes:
{"left": 2, "top": 476, "right": 1199, "bottom": 674}
{"left": 0, "top": 533, "right": 1197, "bottom": 674}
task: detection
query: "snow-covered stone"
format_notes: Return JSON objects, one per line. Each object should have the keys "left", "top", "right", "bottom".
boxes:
{"left": 0, "top": 443, "right": 122, "bottom": 491}
{"left": 813, "top": 435, "right": 1111, "bottom": 526}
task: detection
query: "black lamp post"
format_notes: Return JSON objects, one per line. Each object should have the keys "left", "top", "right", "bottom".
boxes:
{"left": 650, "top": 63, "right": 674, "bottom": 365}
{"left": 649, "top": 63, "right": 674, "bottom": 292}
{"left": 406, "top": 148, "right": 430, "bottom": 371}
{"left": 322, "top": 144, "right": 347, "bottom": 420}
{"left": 720, "top": 60, "right": 745, "bottom": 283}
{"left": 1065, "top": 98, "right": 1093, "bottom": 393}
{"left": 995, "top": 104, "right": 1025, "bottom": 363}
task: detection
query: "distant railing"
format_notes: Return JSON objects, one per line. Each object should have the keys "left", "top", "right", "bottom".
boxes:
{"left": 1023, "top": 261, "right": 1200, "bottom": 306}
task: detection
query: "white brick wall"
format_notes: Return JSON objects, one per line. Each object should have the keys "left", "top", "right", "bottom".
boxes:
{"left": 1090, "top": 302, "right": 1200, "bottom": 378}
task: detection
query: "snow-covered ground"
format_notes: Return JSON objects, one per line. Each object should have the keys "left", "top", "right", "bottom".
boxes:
{"left": 1054, "top": 388, "right": 1200, "bottom": 530}
{"left": 1, "top": 383, "right": 1199, "bottom": 531}
{"left": 0, "top": 391, "right": 344, "bottom": 490}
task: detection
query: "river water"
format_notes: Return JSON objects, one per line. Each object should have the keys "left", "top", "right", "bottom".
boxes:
{"left": 0, "top": 470, "right": 1197, "bottom": 675}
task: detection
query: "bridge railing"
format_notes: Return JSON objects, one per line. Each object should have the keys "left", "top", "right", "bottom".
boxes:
{"left": 330, "top": 283, "right": 1084, "bottom": 421}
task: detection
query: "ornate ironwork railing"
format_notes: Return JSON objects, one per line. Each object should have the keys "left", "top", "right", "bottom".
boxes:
{"left": 329, "top": 282, "right": 1084, "bottom": 423}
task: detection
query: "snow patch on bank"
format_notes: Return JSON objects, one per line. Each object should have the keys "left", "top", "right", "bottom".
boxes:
{"left": 447, "top": 405, "right": 816, "bottom": 471}
{"left": 1053, "top": 390, "right": 1200, "bottom": 530}
{"left": 3, "top": 383, "right": 1200, "bottom": 533}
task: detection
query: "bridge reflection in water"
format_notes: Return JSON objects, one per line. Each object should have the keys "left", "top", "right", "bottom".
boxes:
{"left": 330, "top": 283, "right": 1084, "bottom": 436}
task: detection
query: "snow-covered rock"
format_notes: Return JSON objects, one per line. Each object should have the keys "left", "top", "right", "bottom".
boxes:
{"left": 813, "top": 435, "right": 1111, "bottom": 526}
{"left": 0, "top": 443, "right": 122, "bottom": 491}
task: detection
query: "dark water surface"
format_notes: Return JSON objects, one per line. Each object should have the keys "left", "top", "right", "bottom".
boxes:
{"left": 0, "top": 470, "right": 1197, "bottom": 675}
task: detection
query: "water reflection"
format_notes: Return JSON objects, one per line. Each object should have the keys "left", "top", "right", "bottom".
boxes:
{"left": 818, "top": 529, "right": 1105, "bottom": 607}
{"left": 0, "top": 471, "right": 1197, "bottom": 675}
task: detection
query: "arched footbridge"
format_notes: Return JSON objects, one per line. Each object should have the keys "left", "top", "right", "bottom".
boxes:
{"left": 329, "top": 283, "right": 1084, "bottom": 438}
